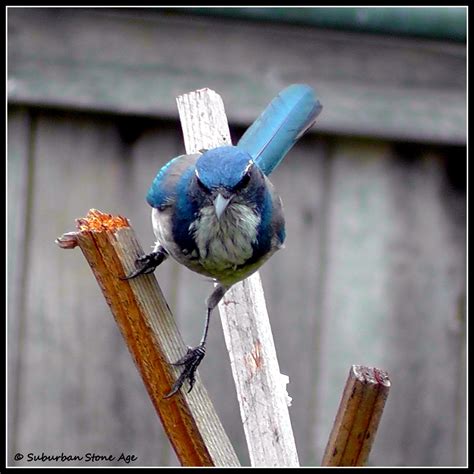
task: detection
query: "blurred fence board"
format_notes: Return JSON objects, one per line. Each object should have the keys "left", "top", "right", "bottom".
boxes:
{"left": 8, "top": 8, "right": 466, "bottom": 145}
{"left": 7, "top": 107, "right": 32, "bottom": 459}
{"left": 7, "top": 106, "right": 466, "bottom": 467}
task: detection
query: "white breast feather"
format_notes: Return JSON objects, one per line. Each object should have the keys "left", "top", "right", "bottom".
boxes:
{"left": 190, "top": 203, "right": 260, "bottom": 272}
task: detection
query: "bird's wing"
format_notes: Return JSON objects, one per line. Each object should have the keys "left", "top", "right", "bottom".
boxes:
{"left": 146, "top": 153, "right": 201, "bottom": 209}
{"left": 237, "top": 84, "right": 322, "bottom": 176}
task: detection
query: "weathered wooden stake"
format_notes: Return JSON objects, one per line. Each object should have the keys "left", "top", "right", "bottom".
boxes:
{"left": 56, "top": 210, "right": 240, "bottom": 467}
{"left": 321, "top": 365, "right": 391, "bottom": 466}
{"left": 177, "top": 88, "right": 300, "bottom": 467}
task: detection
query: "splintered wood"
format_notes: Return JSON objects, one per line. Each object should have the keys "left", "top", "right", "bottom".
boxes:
{"left": 322, "top": 365, "right": 391, "bottom": 466}
{"left": 76, "top": 209, "right": 129, "bottom": 231}
{"left": 56, "top": 209, "right": 240, "bottom": 467}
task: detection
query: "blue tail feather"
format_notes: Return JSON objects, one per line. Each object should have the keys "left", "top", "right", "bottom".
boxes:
{"left": 237, "top": 84, "right": 322, "bottom": 176}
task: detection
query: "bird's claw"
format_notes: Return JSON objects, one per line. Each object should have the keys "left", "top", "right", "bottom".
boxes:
{"left": 121, "top": 251, "right": 165, "bottom": 280}
{"left": 164, "top": 345, "right": 206, "bottom": 398}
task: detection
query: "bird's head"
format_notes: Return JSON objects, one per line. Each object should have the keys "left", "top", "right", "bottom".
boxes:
{"left": 194, "top": 146, "right": 264, "bottom": 219}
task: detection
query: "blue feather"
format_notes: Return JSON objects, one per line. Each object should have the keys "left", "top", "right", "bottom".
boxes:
{"left": 237, "top": 84, "right": 322, "bottom": 176}
{"left": 171, "top": 165, "right": 202, "bottom": 256}
{"left": 146, "top": 154, "right": 199, "bottom": 209}
{"left": 196, "top": 146, "right": 253, "bottom": 190}
{"left": 253, "top": 187, "right": 273, "bottom": 257}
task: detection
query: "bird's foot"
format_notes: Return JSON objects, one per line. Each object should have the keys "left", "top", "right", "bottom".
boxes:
{"left": 164, "top": 345, "right": 206, "bottom": 398}
{"left": 121, "top": 250, "right": 166, "bottom": 280}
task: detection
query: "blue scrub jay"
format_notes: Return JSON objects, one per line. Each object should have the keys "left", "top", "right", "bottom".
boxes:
{"left": 125, "top": 84, "right": 322, "bottom": 397}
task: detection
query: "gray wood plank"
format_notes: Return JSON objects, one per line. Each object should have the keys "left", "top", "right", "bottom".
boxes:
{"left": 312, "top": 139, "right": 395, "bottom": 464}
{"left": 376, "top": 146, "right": 466, "bottom": 466}
{"left": 182, "top": 7, "right": 467, "bottom": 42}
{"left": 8, "top": 8, "right": 466, "bottom": 145}
{"left": 7, "top": 107, "right": 32, "bottom": 462}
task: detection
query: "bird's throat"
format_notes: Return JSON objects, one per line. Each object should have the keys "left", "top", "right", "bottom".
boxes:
{"left": 190, "top": 203, "right": 260, "bottom": 271}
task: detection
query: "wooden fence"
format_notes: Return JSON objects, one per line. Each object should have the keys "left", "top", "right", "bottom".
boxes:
{"left": 8, "top": 8, "right": 466, "bottom": 467}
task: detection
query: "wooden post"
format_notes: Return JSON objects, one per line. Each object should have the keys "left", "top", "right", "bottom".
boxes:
{"left": 176, "top": 88, "right": 300, "bottom": 467}
{"left": 321, "top": 365, "right": 391, "bottom": 466}
{"left": 56, "top": 210, "right": 240, "bottom": 467}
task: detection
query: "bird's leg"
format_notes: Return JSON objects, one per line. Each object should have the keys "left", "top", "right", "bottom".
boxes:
{"left": 164, "top": 284, "right": 228, "bottom": 398}
{"left": 121, "top": 244, "right": 168, "bottom": 280}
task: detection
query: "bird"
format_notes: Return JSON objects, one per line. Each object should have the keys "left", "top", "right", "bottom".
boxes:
{"left": 124, "top": 84, "right": 322, "bottom": 398}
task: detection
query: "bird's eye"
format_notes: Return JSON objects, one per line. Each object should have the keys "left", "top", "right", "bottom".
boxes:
{"left": 238, "top": 172, "right": 251, "bottom": 189}
{"left": 196, "top": 176, "right": 211, "bottom": 193}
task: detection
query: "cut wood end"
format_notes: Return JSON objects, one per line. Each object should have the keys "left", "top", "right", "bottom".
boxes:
{"left": 75, "top": 209, "right": 130, "bottom": 232}
{"left": 177, "top": 87, "right": 217, "bottom": 100}
{"left": 352, "top": 365, "right": 391, "bottom": 388}
{"left": 321, "top": 364, "right": 391, "bottom": 467}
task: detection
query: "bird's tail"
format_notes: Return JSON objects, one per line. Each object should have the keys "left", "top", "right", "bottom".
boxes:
{"left": 237, "top": 84, "right": 323, "bottom": 176}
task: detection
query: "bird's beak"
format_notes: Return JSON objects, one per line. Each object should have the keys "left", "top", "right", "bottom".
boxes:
{"left": 214, "top": 193, "right": 232, "bottom": 220}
